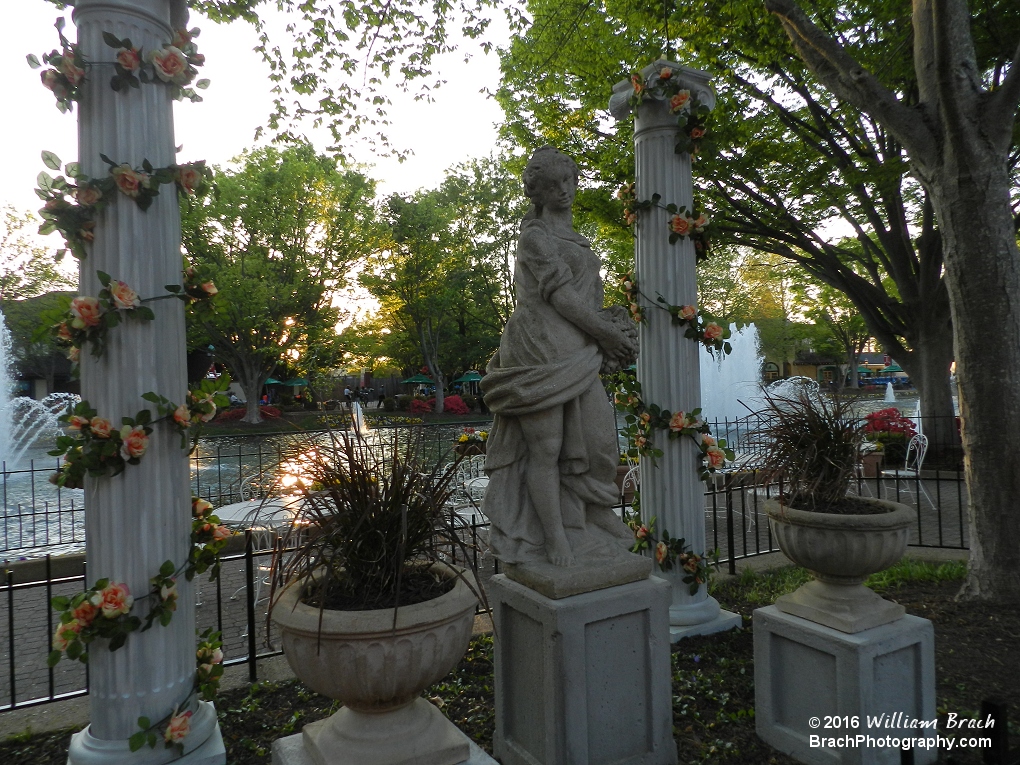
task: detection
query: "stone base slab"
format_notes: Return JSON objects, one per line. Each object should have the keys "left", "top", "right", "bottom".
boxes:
{"left": 67, "top": 703, "right": 225, "bottom": 765}
{"left": 272, "top": 726, "right": 496, "bottom": 765}
{"left": 491, "top": 573, "right": 677, "bottom": 765}
{"left": 754, "top": 607, "right": 936, "bottom": 765}
{"left": 503, "top": 551, "right": 651, "bottom": 599}
{"left": 669, "top": 609, "right": 742, "bottom": 642}
{"left": 776, "top": 580, "right": 906, "bottom": 633}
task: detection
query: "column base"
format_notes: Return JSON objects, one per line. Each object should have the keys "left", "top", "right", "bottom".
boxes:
{"left": 68, "top": 701, "right": 225, "bottom": 765}
{"left": 754, "top": 607, "right": 936, "bottom": 765}
{"left": 669, "top": 609, "right": 742, "bottom": 642}
{"left": 271, "top": 726, "right": 496, "bottom": 765}
{"left": 491, "top": 573, "right": 677, "bottom": 765}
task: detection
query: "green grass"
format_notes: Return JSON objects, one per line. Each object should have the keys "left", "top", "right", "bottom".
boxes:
{"left": 713, "top": 558, "right": 967, "bottom": 607}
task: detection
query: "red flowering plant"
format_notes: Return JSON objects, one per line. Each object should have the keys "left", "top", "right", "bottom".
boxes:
{"left": 50, "top": 272, "right": 155, "bottom": 360}
{"left": 628, "top": 516, "right": 717, "bottom": 593}
{"left": 102, "top": 27, "right": 209, "bottom": 102}
{"left": 26, "top": 18, "right": 85, "bottom": 113}
{"left": 48, "top": 401, "right": 153, "bottom": 489}
{"left": 863, "top": 407, "right": 917, "bottom": 462}
{"left": 627, "top": 65, "right": 715, "bottom": 157}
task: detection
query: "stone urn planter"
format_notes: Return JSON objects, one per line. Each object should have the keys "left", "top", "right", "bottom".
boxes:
{"left": 271, "top": 564, "right": 478, "bottom": 765}
{"left": 764, "top": 497, "right": 915, "bottom": 633}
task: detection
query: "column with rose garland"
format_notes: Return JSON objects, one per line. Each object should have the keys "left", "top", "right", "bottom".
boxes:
{"left": 66, "top": 0, "right": 224, "bottom": 762}
{"left": 610, "top": 60, "right": 741, "bottom": 640}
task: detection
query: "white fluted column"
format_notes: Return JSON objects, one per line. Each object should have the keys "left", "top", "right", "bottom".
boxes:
{"left": 611, "top": 60, "right": 741, "bottom": 641}
{"left": 69, "top": 1, "right": 222, "bottom": 762}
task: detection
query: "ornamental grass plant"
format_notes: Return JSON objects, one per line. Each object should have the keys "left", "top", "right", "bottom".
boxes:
{"left": 268, "top": 428, "right": 480, "bottom": 614}
{"left": 749, "top": 388, "right": 868, "bottom": 513}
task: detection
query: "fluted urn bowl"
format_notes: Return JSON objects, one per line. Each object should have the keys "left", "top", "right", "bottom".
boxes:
{"left": 764, "top": 497, "right": 914, "bottom": 634}
{"left": 271, "top": 563, "right": 477, "bottom": 765}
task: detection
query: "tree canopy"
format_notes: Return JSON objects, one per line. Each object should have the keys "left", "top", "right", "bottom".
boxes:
{"left": 180, "top": 143, "right": 381, "bottom": 422}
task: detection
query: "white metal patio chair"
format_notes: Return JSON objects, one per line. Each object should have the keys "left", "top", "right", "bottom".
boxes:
{"left": 880, "top": 433, "right": 935, "bottom": 509}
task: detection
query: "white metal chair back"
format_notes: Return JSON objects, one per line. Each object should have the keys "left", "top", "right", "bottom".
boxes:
{"left": 904, "top": 433, "right": 928, "bottom": 473}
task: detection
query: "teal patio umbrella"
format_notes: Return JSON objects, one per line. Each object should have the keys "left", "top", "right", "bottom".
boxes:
{"left": 264, "top": 377, "right": 283, "bottom": 385}
{"left": 283, "top": 378, "right": 308, "bottom": 386}
{"left": 452, "top": 371, "right": 483, "bottom": 383}
{"left": 400, "top": 374, "right": 434, "bottom": 384}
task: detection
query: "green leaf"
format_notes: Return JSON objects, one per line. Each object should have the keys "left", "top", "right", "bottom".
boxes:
{"left": 51, "top": 595, "right": 70, "bottom": 610}
{"left": 41, "top": 151, "right": 62, "bottom": 171}
{"left": 47, "top": 650, "right": 62, "bottom": 668}
{"left": 136, "top": 306, "right": 155, "bottom": 321}
{"left": 196, "top": 79, "right": 210, "bottom": 89}
{"left": 96, "top": 270, "right": 111, "bottom": 286}
{"left": 27, "top": 54, "right": 41, "bottom": 69}
{"left": 102, "top": 32, "right": 124, "bottom": 49}
{"left": 159, "top": 559, "right": 175, "bottom": 577}
{"left": 128, "top": 732, "right": 146, "bottom": 752}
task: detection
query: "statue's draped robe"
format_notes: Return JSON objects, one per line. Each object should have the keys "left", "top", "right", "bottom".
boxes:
{"left": 481, "top": 219, "right": 620, "bottom": 563}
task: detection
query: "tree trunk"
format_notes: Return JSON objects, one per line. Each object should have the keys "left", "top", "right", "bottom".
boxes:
{"left": 241, "top": 382, "right": 263, "bottom": 424}
{"left": 931, "top": 167, "right": 1020, "bottom": 602}
{"left": 892, "top": 313, "right": 960, "bottom": 467}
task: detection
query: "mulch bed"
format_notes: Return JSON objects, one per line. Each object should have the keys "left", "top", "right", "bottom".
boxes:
{"left": 2, "top": 576, "right": 1016, "bottom": 764}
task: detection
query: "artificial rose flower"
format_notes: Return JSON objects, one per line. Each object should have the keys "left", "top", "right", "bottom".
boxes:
{"left": 70, "top": 296, "right": 102, "bottom": 328}
{"left": 701, "top": 434, "right": 716, "bottom": 447}
{"left": 68, "top": 415, "right": 90, "bottom": 431}
{"left": 171, "top": 28, "right": 192, "bottom": 50}
{"left": 679, "top": 304, "right": 697, "bottom": 321}
{"left": 669, "top": 411, "right": 687, "bottom": 433}
{"left": 55, "top": 322, "right": 73, "bottom": 342}
{"left": 71, "top": 600, "right": 98, "bottom": 627}
{"left": 41, "top": 69, "right": 67, "bottom": 98}
{"left": 669, "top": 90, "right": 691, "bottom": 113}
{"left": 173, "top": 404, "right": 191, "bottom": 427}
{"left": 687, "top": 413, "right": 705, "bottom": 430}
{"left": 693, "top": 213, "right": 710, "bottom": 231}
{"left": 200, "top": 281, "right": 217, "bottom": 296}
{"left": 43, "top": 197, "right": 69, "bottom": 212}
{"left": 669, "top": 215, "right": 692, "bottom": 236}
{"left": 53, "top": 620, "right": 81, "bottom": 651}
{"left": 150, "top": 46, "right": 190, "bottom": 85}
{"left": 630, "top": 74, "right": 644, "bottom": 95}
{"left": 624, "top": 210, "right": 637, "bottom": 226}
{"left": 616, "top": 183, "right": 634, "bottom": 200}
{"left": 703, "top": 322, "right": 724, "bottom": 342}
{"left": 164, "top": 707, "right": 192, "bottom": 744}
{"left": 109, "top": 280, "right": 140, "bottom": 310}
{"left": 119, "top": 425, "right": 149, "bottom": 460}
{"left": 621, "top": 278, "right": 633, "bottom": 291}
{"left": 655, "top": 541, "right": 668, "bottom": 564}
{"left": 210, "top": 647, "right": 223, "bottom": 664}
{"left": 93, "top": 582, "right": 133, "bottom": 618}
{"left": 211, "top": 524, "right": 231, "bottom": 542}
{"left": 60, "top": 54, "right": 85, "bottom": 86}
{"left": 175, "top": 165, "right": 202, "bottom": 195}
{"left": 76, "top": 185, "right": 102, "bottom": 206}
{"left": 705, "top": 445, "right": 727, "bottom": 470}
{"left": 78, "top": 223, "right": 95, "bottom": 243}
{"left": 111, "top": 165, "right": 148, "bottom": 198}
{"left": 160, "top": 579, "right": 178, "bottom": 609}
{"left": 635, "top": 525, "right": 648, "bottom": 540}
{"left": 116, "top": 47, "right": 142, "bottom": 72}
{"left": 659, "top": 67, "right": 672, "bottom": 79}
{"left": 90, "top": 417, "right": 112, "bottom": 438}
{"left": 67, "top": 347, "right": 80, "bottom": 363}
{"left": 639, "top": 412, "right": 651, "bottom": 424}
{"left": 192, "top": 497, "right": 213, "bottom": 519}
{"left": 629, "top": 302, "right": 641, "bottom": 317}
{"left": 683, "top": 557, "right": 699, "bottom": 574}
{"left": 689, "top": 126, "right": 706, "bottom": 140}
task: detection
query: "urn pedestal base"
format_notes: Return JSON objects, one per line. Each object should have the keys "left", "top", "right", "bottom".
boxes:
{"left": 754, "top": 606, "right": 936, "bottom": 765}
{"left": 491, "top": 573, "right": 676, "bottom": 765}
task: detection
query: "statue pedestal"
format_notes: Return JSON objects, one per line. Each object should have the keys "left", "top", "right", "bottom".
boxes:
{"left": 753, "top": 607, "right": 936, "bottom": 765}
{"left": 491, "top": 574, "right": 677, "bottom": 765}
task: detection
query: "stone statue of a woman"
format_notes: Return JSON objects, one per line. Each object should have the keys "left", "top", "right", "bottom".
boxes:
{"left": 480, "top": 146, "right": 650, "bottom": 597}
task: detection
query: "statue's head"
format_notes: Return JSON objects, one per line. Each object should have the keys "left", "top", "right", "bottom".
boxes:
{"left": 523, "top": 146, "right": 579, "bottom": 217}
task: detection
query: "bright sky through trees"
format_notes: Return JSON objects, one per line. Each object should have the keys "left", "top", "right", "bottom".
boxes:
{"left": 0, "top": 3, "right": 509, "bottom": 215}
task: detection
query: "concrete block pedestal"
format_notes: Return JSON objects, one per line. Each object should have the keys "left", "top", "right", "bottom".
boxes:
{"left": 754, "top": 607, "right": 936, "bottom": 765}
{"left": 491, "top": 574, "right": 677, "bottom": 765}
